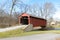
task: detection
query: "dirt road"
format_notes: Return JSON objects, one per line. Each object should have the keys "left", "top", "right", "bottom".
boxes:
{"left": 0, "top": 25, "right": 28, "bottom": 32}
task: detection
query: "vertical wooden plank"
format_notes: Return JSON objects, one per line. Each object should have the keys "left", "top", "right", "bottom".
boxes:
{"left": 28, "top": 16, "right": 30, "bottom": 24}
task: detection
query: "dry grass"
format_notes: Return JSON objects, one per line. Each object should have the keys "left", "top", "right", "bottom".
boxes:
{"left": 0, "top": 28, "right": 60, "bottom": 38}
{"left": 0, "top": 29, "right": 47, "bottom": 38}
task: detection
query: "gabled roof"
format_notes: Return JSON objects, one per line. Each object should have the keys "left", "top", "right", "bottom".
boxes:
{"left": 19, "top": 13, "right": 46, "bottom": 20}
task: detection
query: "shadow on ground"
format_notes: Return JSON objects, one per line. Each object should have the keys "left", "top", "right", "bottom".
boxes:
{"left": 32, "top": 27, "right": 56, "bottom": 31}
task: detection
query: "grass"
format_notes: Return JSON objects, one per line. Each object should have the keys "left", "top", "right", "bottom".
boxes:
{"left": 0, "top": 29, "right": 46, "bottom": 38}
{"left": 0, "top": 29, "right": 60, "bottom": 38}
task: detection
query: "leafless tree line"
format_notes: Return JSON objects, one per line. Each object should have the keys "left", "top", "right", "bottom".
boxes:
{"left": 0, "top": 9, "right": 19, "bottom": 28}
{"left": 0, "top": 0, "right": 56, "bottom": 28}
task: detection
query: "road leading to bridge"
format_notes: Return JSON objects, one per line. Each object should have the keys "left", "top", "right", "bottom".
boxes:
{"left": 0, "top": 33, "right": 60, "bottom": 40}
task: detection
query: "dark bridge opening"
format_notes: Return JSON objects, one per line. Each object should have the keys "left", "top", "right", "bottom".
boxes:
{"left": 20, "top": 16, "right": 28, "bottom": 25}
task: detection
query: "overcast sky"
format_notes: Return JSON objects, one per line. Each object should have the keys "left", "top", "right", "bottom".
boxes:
{"left": 0, "top": 0, "right": 60, "bottom": 19}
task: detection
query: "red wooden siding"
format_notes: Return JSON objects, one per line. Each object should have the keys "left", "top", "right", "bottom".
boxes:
{"left": 30, "top": 16, "right": 46, "bottom": 27}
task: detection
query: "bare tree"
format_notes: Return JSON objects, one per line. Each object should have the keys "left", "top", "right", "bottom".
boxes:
{"left": 40, "top": 2, "right": 56, "bottom": 27}
{"left": 10, "top": 0, "right": 28, "bottom": 14}
{"left": 10, "top": 0, "right": 18, "bottom": 15}
{"left": 43, "top": 2, "right": 56, "bottom": 19}
{"left": 27, "top": 4, "right": 40, "bottom": 17}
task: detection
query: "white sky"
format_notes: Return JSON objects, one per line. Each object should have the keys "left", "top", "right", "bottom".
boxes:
{"left": 54, "top": 12, "right": 60, "bottom": 18}
{"left": 53, "top": 4, "right": 60, "bottom": 19}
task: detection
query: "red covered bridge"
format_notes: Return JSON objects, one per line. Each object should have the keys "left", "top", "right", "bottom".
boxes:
{"left": 18, "top": 13, "right": 47, "bottom": 28}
